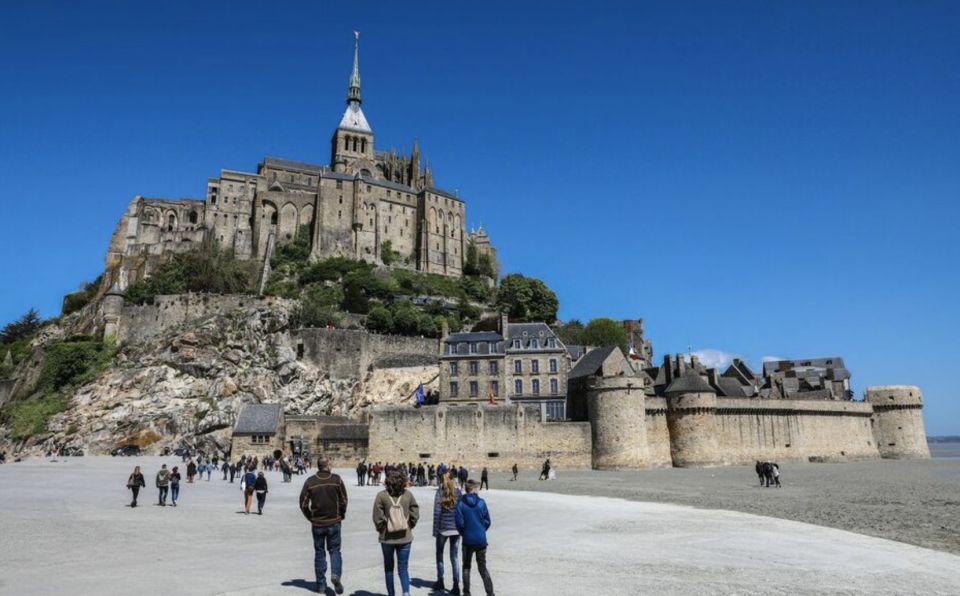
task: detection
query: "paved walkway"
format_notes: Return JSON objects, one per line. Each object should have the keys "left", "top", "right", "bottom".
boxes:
{"left": 1, "top": 457, "right": 959, "bottom": 595}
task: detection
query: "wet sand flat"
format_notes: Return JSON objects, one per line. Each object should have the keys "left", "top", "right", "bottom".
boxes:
{"left": 495, "top": 445, "right": 960, "bottom": 555}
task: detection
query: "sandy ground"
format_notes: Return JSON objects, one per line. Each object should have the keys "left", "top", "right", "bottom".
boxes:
{"left": 494, "top": 444, "right": 960, "bottom": 555}
{"left": 1, "top": 456, "right": 960, "bottom": 595}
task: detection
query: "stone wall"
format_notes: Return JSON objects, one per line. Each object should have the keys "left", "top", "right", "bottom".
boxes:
{"left": 866, "top": 385, "right": 930, "bottom": 459}
{"left": 296, "top": 329, "right": 438, "bottom": 380}
{"left": 117, "top": 294, "right": 294, "bottom": 344}
{"left": 712, "top": 399, "right": 878, "bottom": 464}
{"left": 644, "top": 398, "right": 673, "bottom": 466}
{"left": 367, "top": 404, "right": 591, "bottom": 470}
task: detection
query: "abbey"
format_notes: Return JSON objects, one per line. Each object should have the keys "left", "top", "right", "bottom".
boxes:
{"left": 102, "top": 33, "right": 492, "bottom": 293}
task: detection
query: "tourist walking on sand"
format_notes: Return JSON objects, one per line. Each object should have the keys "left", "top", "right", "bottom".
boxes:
{"left": 187, "top": 459, "right": 197, "bottom": 483}
{"left": 511, "top": 463, "right": 518, "bottom": 482}
{"left": 357, "top": 460, "right": 367, "bottom": 487}
{"left": 156, "top": 464, "right": 171, "bottom": 506}
{"left": 170, "top": 466, "right": 182, "bottom": 507}
{"left": 458, "top": 465, "right": 469, "bottom": 491}
{"left": 433, "top": 474, "right": 463, "bottom": 594}
{"left": 374, "top": 471, "right": 419, "bottom": 596}
{"left": 480, "top": 467, "right": 489, "bottom": 491}
{"left": 456, "top": 479, "right": 495, "bottom": 596}
{"left": 772, "top": 463, "right": 782, "bottom": 488}
{"left": 222, "top": 461, "right": 228, "bottom": 480}
{"left": 242, "top": 468, "right": 256, "bottom": 514}
{"left": 254, "top": 471, "right": 269, "bottom": 514}
{"left": 127, "top": 466, "right": 145, "bottom": 507}
{"left": 300, "top": 456, "right": 348, "bottom": 595}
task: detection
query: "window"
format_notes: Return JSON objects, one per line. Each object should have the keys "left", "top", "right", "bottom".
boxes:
{"left": 469, "top": 343, "right": 477, "bottom": 354}
{"left": 489, "top": 361, "right": 498, "bottom": 375}
{"left": 513, "top": 360, "right": 522, "bottom": 374}
{"left": 336, "top": 180, "right": 343, "bottom": 189}
{"left": 547, "top": 338, "right": 557, "bottom": 348}
{"left": 512, "top": 339, "right": 521, "bottom": 349}
{"left": 450, "top": 382, "right": 459, "bottom": 398}
{"left": 449, "top": 362, "right": 458, "bottom": 375}
{"left": 550, "top": 378, "right": 559, "bottom": 395}
{"left": 549, "top": 359, "right": 558, "bottom": 373}
{"left": 469, "top": 381, "right": 479, "bottom": 397}
{"left": 490, "top": 380, "right": 499, "bottom": 397}
{"left": 515, "top": 379, "right": 523, "bottom": 395}
{"left": 530, "top": 338, "right": 539, "bottom": 349}
{"left": 532, "top": 379, "right": 540, "bottom": 395}
{"left": 531, "top": 360, "right": 539, "bottom": 373}
{"left": 469, "top": 361, "right": 478, "bottom": 375}
{"left": 546, "top": 401, "right": 565, "bottom": 422}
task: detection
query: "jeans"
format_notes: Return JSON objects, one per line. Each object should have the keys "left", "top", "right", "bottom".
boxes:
{"left": 381, "top": 542, "right": 411, "bottom": 596}
{"left": 312, "top": 524, "right": 343, "bottom": 590}
{"left": 157, "top": 486, "right": 168, "bottom": 504}
{"left": 130, "top": 486, "right": 140, "bottom": 506}
{"left": 462, "top": 544, "right": 494, "bottom": 596}
{"left": 435, "top": 534, "right": 461, "bottom": 584}
{"left": 171, "top": 484, "right": 180, "bottom": 504}
{"left": 256, "top": 491, "right": 267, "bottom": 513}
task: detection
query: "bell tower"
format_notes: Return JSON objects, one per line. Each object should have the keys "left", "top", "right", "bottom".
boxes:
{"left": 331, "top": 31, "right": 375, "bottom": 173}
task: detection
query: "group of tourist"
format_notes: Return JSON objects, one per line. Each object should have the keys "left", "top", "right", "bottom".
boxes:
{"left": 755, "top": 460, "right": 783, "bottom": 487}
{"left": 355, "top": 460, "right": 494, "bottom": 492}
{"left": 304, "top": 457, "right": 495, "bottom": 596}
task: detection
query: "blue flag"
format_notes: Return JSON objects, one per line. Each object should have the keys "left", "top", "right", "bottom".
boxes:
{"left": 415, "top": 383, "right": 425, "bottom": 405}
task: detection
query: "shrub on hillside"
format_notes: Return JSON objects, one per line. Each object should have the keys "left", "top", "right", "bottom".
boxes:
{"left": 124, "top": 240, "right": 251, "bottom": 304}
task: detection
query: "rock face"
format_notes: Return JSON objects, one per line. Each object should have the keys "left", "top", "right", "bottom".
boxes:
{"left": 2, "top": 303, "right": 437, "bottom": 457}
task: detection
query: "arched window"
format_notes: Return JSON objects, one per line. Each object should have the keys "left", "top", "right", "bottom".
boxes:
{"left": 361, "top": 138, "right": 366, "bottom": 153}
{"left": 352, "top": 137, "right": 358, "bottom": 152}
{"left": 189, "top": 211, "right": 198, "bottom": 224}
{"left": 167, "top": 214, "right": 176, "bottom": 231}
{"left": 270, "top": 212, "right": 278, "bottom": 225}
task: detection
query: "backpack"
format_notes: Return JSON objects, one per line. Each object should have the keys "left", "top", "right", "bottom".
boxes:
{"left": 386, "top": 495, "right": 408, "bottom": 533}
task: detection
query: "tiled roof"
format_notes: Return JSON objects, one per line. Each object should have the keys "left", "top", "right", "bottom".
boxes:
{"left": 569, "top": 346, "right": 618, "bottom": 380}
{"left": 233, "top": 403, "right": 282, "bottom": 435}
{"left": 665, "top": 372, "right": 715, "bottom": 394}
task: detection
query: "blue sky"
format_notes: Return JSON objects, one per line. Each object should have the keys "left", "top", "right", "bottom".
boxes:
{"left": 1, "top": 2, "right": 958, "bottom": 434}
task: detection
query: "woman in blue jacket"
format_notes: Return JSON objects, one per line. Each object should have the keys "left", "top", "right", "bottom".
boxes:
{"left": 433, "top": 473, "right": 463, "bottom": 594}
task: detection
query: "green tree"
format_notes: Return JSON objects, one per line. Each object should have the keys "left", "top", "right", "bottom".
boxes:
{"left": 391, "top": 302, "right": 420, "bottom": 335}
{"left": 463, "top": 241, "right": 480, "bottom": 276}
{"left": 380, "top": 240, "right": 398, "bottom": 265}
{"left": 553, "top": 319, "right": 585, "bottom": 346}
{"left": 478, "top": 252, "right": 496, "bottom": 278}
{"left": 124, "top": 239, "right": 251, "bottom": 304}
{"left": 366, "top": 305, "right": 394, "bottom": 334}
{"left": 495, "top": 274, "right": 559, "bottom": 323}
{"left": 1, "top": 308, "right": 42, "bottom": 344}
{"left": 581, "top": 318, "right": 628, "bottom": 354}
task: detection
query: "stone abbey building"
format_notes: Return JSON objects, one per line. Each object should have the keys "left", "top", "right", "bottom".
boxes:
{"left": 101, "top": 33, "right": 494, "bottom": 293}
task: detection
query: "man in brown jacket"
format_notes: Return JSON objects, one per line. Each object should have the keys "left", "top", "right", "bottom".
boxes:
{"left": 300, "top": 456, "right": 348, "bottom": 595}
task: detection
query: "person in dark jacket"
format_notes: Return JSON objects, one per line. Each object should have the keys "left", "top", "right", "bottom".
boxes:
{"left": 222, "top": 461, "right": 229, "bottom": 480}
{"left": 357, "top": 461, "right": 367, "bottom": 486}
{"left": 170, "top": 466, "right": 182, "bottom": 507}
{"left": 457, "top": 465, "right": 469, "bottom": 491}
{"left": 480, "top": 467, "right": 489, "bottom": 491}
{"left": 432, "top": 474, "right": 463, "bottom": 594}
{"left": 229, "top": 462, "right": 236, "bottom": 483}
{"left": 455, "top": 480, "right": 494, "bottom": 596}
{"left": 254, "top": 471, "right": 269, "bottom": 514}
{"left": 301, "top": 456, "right": 348, "bottom": 595}
{"left": 127, "top": 466, "right": 145, "bottom": 507}
{"left": 242, "top": 468, "right": 256, "bottom": 514}
{"left": 187, "top": 459, "right": 197, "bottom": 483}
{"left": 511, "top": 463, "right": 518, "bottom": 482}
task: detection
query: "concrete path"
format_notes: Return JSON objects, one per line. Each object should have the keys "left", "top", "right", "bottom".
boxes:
{"left": 1, "top": 457, "right": 959, "bottom": 595}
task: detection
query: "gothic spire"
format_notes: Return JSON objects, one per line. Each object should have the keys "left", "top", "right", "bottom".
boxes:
{"left": 347, "top": 30, "right": 361, "bottom": 105}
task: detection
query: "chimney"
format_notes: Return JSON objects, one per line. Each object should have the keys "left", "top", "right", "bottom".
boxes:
{"left": 500, "top": 312, "right": 509, "bottom": 335}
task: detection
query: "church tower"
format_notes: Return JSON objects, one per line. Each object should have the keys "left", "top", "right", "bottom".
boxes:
{"left": 331, "top": 31, "right": 375, "bottom": 173}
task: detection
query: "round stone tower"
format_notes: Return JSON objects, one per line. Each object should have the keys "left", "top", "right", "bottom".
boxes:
{"left": 866, "top": 385, "right": 930, "bottom": 459}
{"left": 586, "top": 375, "right": 647, "bottom": 469}
{"left": 101, "top": 283, "right": 125, "bottom": 340}
{"left": 665, "top": 372, "right": 720, "bottom": 467}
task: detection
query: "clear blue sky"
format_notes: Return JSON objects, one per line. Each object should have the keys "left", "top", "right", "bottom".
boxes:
{"left": 1, "top": 2, "right": 958, "bottom": 434}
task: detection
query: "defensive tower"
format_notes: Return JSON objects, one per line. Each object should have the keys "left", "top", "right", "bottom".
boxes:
{"left": 665, "top": 368, "right": 720, "bottom": 467}
{"left": 587, "top": 375, "right": 647, "bottom": 469}
{"left": 866, "top": 385, "right": 930, "bottom": 459}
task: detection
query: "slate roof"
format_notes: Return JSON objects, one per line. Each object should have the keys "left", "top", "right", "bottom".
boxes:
{"left": 569, "top": 346, "right": 618, "bottom": 380}
{"left": 262, "top": 156, "right": 326, "bottom": 174}
{"left": 339, "top": 102, "right": 372, "bottom": 132}
{"left": 319, "top": 422, "right": 369, "bottom": 441}
{"left": 233, "top": 403, "right": 282, "bottom": 435}
{"left": 444, "top": 331, "right": 503, "bottom": 344}
{"left": 566, "top": 345, "right": 586, "bottom": 361}
{"left": 716, "top": 376, "right": 752, "bottom": 397}
{"left": 665, "top": 372, "right": 715, "bottom": 394}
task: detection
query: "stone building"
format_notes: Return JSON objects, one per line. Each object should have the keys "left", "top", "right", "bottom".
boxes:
{"left": 439, "top": 314, "right": 570, "bottom": 421}
{"left": 232, "top": 406, "right": 369, "bottom": 465}
{"left": 231, "top": 403, "right": 284, "bottom": 458}
{"left": 101, "top": 32, "right": 494, "bottom": 295}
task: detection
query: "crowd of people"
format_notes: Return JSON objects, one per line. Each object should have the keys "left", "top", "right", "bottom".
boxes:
{"left": 755, "top": 460, "right": 783, "bottom": 487}
{"left": 354, "top": 460, "right": 495, "bottom": 493}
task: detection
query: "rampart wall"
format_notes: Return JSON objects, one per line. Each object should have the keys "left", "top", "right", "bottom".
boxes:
{"left": 296, "top": 329, "right": 437, "bottom": 379}
{"left": 368, "top": 404, "right": 591, "bottom": 470}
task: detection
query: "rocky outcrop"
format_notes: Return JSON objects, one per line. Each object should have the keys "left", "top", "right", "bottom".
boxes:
{"left": 1, "top": 302, "right": 437, "bottom": 457}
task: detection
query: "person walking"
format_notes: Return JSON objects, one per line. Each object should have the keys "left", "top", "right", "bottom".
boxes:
{"left": 222, "top": 461, "right": 229, "bottom": 480}
{"left": 772, "top": 463, "right": 782, "bottom": 488}
{"left": 432, "top": 474, "right": 463, "bottom": 594}
{"left": 170, "top": 466, "right": 182, "bottom": 507}
{"left": 456, "top": 480, "right": 495, "bottom": 596}
{"left": 187, "top": 459, "right": 197, "bottom": 483}
{"left": 242, "top": 468, "right": 256, "bottom": 514}
{"left": 229, "top": 462, "right": 236, "bottom": 483}
{"left": 357, "top": 460, "right": 367, "bottom": 487}
{"left": 755, "top": 460, "right": 764, "bottom": 486}
{"left": 127, "top": 466, "right": 145, "bottom": 507}
{"left": 300, "top": 456, "right": 348, "bottom": 595}
{"left": 373, "top": 471, "right": 419, "bottom": 596}
{"left": 480, "top": 467, "right": 489, "bottom": 491}
{"left": 511, "top": 463, "right": 518, "bottom": 482}
{"left": 156, "top": 464, "right": 171, "bottom": 506}
{"left": 458, "top": 465, "right": 469, "bottom": 491}
{"left": 254, "top": 471, "right": 269, "bottom": 515}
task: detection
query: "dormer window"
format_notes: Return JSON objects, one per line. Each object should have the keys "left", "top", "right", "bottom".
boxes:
{"left": 547, "top": 338, "right": 557, "bottom": 348}
{"left": 511, "top": 339, "right": 521, "bottom": 349}
{"left": 530, "top": 338, "right": 539, "bottom": 349}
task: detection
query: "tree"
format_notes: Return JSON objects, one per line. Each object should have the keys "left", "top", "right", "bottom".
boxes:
{"left": 478, "top": 253, "right": 496, "bottom": 278}
{"left": 380, "top": 240, "right": 398, "bottom": 265}
{"left": 123, "top": 239, "right": 251, "bottom": 304}
{"left": 1, "top": 308, "right": 42, "bottom": 344}
{"left": 366, "top": 305, "right": 393, "bottom": 334}
{"left": 495, "top": 274, "right": 559, "bottom": 323}
{"left": 553, "top": 319, "right": 585, "bottom": 346}
{"left": 463, "top": 241, "right": 480, "bottom": 276}
{"left": 391, "top": 302, "right": 420, "bottom": 335}
{"left": 581, "top": 318, "right": 628, "bottom": 354}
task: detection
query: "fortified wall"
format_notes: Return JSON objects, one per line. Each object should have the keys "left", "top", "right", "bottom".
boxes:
{"left": 296, "top": 329, "right": 437, "bottom": 380}
{"left": 367, "top": 404, "right": 592, "bottom": 470}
